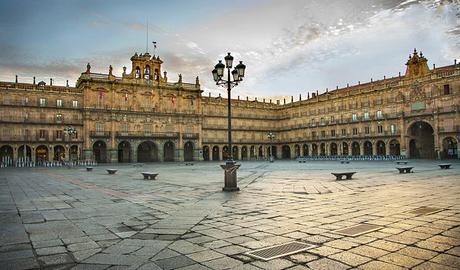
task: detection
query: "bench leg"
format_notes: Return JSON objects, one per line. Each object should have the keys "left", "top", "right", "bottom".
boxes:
{"left": 346, "top": 175, "right": 352, "bottom": 179}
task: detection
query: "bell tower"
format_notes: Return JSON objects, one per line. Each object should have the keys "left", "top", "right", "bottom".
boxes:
{"left": 405, "top": 48, "right": 429, "bottom": 78}
{"left": 123, "top": 52, "right": 164, "bottom": 82}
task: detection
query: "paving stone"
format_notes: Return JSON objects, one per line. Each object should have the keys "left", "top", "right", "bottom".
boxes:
{"left": 251, "top": 258, "right": 294, "bottom": 270}
{"left": 186, "top": 250, "right": 224, "bottom": 262}
{"left": 366, "top": 240, "right": 405, "bottom": 252}
{"left": 84, "top": 253, "right": 147, "bottom": 265}
{"left": 349, "top": 245, "right": 389, "bottom": 259}
{"left": 378, "top": 252, "right": 423, "bottom": 268}
{"left": 0, "top": 257, "right": 39, "bottom": 270}
{"left": 154, "top": 255, "right": 197, "bottom": 270}
{"left": 38, "top": 253, "right": 74, "bottom": 266}
{"left": 71, "top": 248, "right": 102, "bottom": 262}
{"left": 330, "top": 251, "right": 372, "bottom": 267}
{"left": 430, "top": 253, "right": 460, "bottom": 268}
{"left": 289, "top": 252, "right": 318, "bottom": 264}
{"left": 203, "top": 256, "right": 244, "bottom": 269}
{"left": 412, "top": 261, "right": 458, "bottom": 270}
{"left": 397, "top": 246, "right": 438, "bottom": 260}
{"left": 0, "top": 249, "right": 34, "bottom": 261}
{"left": 307, "top": 258, "right": 349, "bottom": 270}
{"left": 70, "top": 264, "right": 111, "bottom": 270}
{"left": 358, "top": 260, "right": 405, "bottom": 270}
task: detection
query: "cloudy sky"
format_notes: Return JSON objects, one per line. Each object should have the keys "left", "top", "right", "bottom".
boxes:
{"left": 0, "top": 0, "right": 458, "bottom": 98}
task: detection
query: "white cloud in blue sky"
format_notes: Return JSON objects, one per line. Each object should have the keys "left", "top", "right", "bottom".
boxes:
{"left": 0, "top": 0, "right": 458, "bottom": 99}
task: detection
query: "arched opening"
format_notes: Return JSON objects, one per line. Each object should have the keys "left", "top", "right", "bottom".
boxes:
{"left": 203, "top": 146, "right": 210, "bottom": 161}
{"left": 294, "top": 144, "right": 300, "bottom": 157}
{"left": 363, "top": 141, "right": 373, "bottom": 155}
{"left": 212, "top": 146, "right": 220, "bottom": 161}
{"left": 250, "top": 146, "right": 255, "bottom": 159}
{"left": 303, "top": 144, "right": 309, "bottom": 156}
{"left": 267, "top": 146, "right": 277, "bottom": 159}
{"left": 144, "top": 65, "right": 150, "bottom": 79}
{"left": 135, "top": 66, "right": 141, "bottom": 79}
{"left": 258, "top": 146, "right": 263, "bottom": 158}
{"left": 70, "top": 145, "right": 78, "bottom": 161}
{"left": 342, "top": 142, "right": 349, "bottom": 156}
{"left": 351, "top": 142, "right": 360, "bottom": 156}
{"left": 223, "top": 146, "right": 230, "bottom": 160}
{"left": 118, "top": 141, "right": 131, "bottom": 163}
{"left": 389, "top": 139, "right": 401, "bottom": 155}
{"left": 408, "top": 121, "right": 435, "bottom": 158}
{"left": 93, "top": 141, "right": 107, "bottom": 163}
{"left": 53, "top": 145, "right": 65, "bottom": 161}
{"left": 330, "top": 143, "right": 338, "bottom": 156}
{"left": 442, "top": 137, "right": 458, "bottom": 159}
{"left": 36, "top": 145, "right": 49, "bottom": 163}
{"left": 312, "top": 144, "right": 318, "bottom": 156}
{"left": 241, "top": 146, "right": 248, "bottom": 160}
{"left": 320, "top": 143, "right": 326, "bottom": 156}
{"left": 184, "top": 141, "right": 194, "bottom": 161}
{"left": 232, "top": 146, "right": 239, "bottom": 160}
{"left": 0, "top": 145, "right": 14, "bottom": 164}
{"left": 282, "top": 145, "right": 291, "bottom": 159}
{"left": 376, "top": 141, "right": 386, "bottom": 155}
{"left": 137, "top": 141, "right": 158, "bottom": 162}
{"left": 164, "top": 141, "right": 175, "bottom": 161}
{"left": 18, "top": 145, "right": 32, "bottom": 160}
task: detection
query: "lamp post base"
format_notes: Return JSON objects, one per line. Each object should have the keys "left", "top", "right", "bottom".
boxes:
{"left": 221, "top": 160, "right": 240, "bottom": 192}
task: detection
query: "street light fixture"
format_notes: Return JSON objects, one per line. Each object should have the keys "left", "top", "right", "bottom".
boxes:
{"left": 267, "top": 131, "right": 275, "bottom": 162}
{"left": 63, "top": 127, "right": 77, "bottom": 162}
{"left": 212, "top": 52, "right": 246, "bottom": 192}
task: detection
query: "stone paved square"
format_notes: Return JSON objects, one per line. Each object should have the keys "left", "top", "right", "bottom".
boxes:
{"left": 1, "top": 159, "right": 459, "bottom": 269}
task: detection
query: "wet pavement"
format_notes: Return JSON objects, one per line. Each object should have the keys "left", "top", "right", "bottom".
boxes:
{"left": 0, "top": 160, "right": 459, "bottom": 269}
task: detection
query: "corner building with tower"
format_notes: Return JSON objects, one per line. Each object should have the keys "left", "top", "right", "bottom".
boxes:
{"left": 0, "top": 49, "right": 459, "bottom": 164}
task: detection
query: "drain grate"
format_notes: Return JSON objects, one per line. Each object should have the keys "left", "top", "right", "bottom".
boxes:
{"left": 408, "top": 206, "right": 442, "bottom": 216}
{"left": 246, "top": 241, "right": 315, "bottom": 261}
{"left": 334, "top": 223, "right": 382, "bottom": 237}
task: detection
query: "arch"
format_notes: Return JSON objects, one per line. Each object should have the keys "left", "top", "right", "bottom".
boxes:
{"left": 408, "top": 121, "right": 435, "bottom": 158}
{"left": 294, "top": 144, "right": 300, "bottom": 157}
{"left": 203, "top": 146, "right": 210, "bottom": 161}
{"left": 232, "top": 146, "right": 239, "bottom": 160}
{"left": 330, "top": 143, "right": 338, "bottom": 156}
{"left": 389, "top": 139, "right": 401, "bottom": 155}
{"left": 135, "top": 66, "right": 141, "bottom": 79}
{"left": 351, "top": 141, "right": 360, "bottom": 156}
{"left": 250, "top": 146, "right": 255, "bottom": 159}
{"left": 222, "top": 146, "right": 230, "bottom": 160}
{"left": 442, "top": 137, "right": 458, "bottom": 159}
{"left": 53, "top": 145, "right": 65, "bottom": 161}
{"left": 137, "top": 141, "right": 158, "bottom": 162}
{"left": 70, "top": 145, "right": 78, "bottom": 161}
{"left": 93, "top": 141, "right": 107, "bottom": 163}
{"left": 184, "top": 141, "right": 194, "bottom": 161}
{"left": 144, "top": 65, "right": 151, "bottom": 79}
{"left": 164, "top": 141, "right": 175, "bottom": 161}
{"left": 363, "top": 141, "right": 373, "bottom": 155}
{"left": 376, "top": 140, "right": 386, "bottom": 155}
{"left": 342, "top": 142, "right": 349, "bottom": 156}
{"left": 0, "top": 145, "right": 14, "bottom": 164}
{"left": 118, "top": 141, "right": 131, "bottom": 163}
{"left": 258, "top": 146, "right": 263, "bottom": 158}
{"left": 18, "top": 145, "right": 32, "bottom": 160}
{"left": 311, "top": 144, "right": 318, "bottom": 156}
{"left": 302, "top": 144, "right": 309, "bottom": 156}
{"left": 212, "top": 146, "right": 220, "bottom": 161}
{"left": 241, "top": 146, "right": 248, "bottom": 160}
{"left": 36, "top": 145, "right": 49, "bottom": 163}
{"left": 282, "top": 145, "right": 291, "bottom": 159}
{"left": 320, "top": 143, "right": 326, "bottom": 156}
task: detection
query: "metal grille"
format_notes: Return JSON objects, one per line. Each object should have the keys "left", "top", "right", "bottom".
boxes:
{"left": 408, "top": 207, "right": 442, "bottom": 216}
{"left": 335, "top": 224, "right": 382, "bottom": 237}
{"left": 246, "top": 241, "right": 315, "bottom": 261}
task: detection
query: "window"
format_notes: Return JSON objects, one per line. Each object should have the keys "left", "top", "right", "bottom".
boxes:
{"left": 330, "top": 115, "right": 335, "bottom": 123}
{"left": 363, "top": 112, "right": 369, "bottom": 120}
{"left": 390, "top": 124, "right": 396, "bottom": 134}
{"left": 331, "top": 130, "right": 336, "bottom": 137}
{"left": 144, "top": 124, "right": 152, "bottom": 133}
{"left": 56, "top": 114, "right": 63, "bottom": 122}
{"left": 56, "top": 99, "right": 63, "bottom": 107}
{"left": 72, "top": 100, "right": 79, "bottom": 108}
{"left": 352, "top": 113, "right": 357, "bottom": 121}
{"left": 321, "top": 130, "right": 326, "bottom": 138}
{"left": 55, "top": 130, "right": 63, "bottom": 139}
{"left": 311, "top": 118, "right": 316, "bottom": 126}
{"left": 22, "top": 97, "right": 29, "bottom": 105}
{"left": 96, "top": 123, "right": 104, "bottom": 132}
{"left": 320, "top": 117, "right": 325, "bottom": 125}
{"left": 341, "top": 129, "right": 346, "bottom": 136}
{"left": 378, "top": 125, "right": 383, "bottom": 133}
{"left": 144, "top": 65, "right": 150, "bottom": 79}
{"left": 352, "top": 128, "right": 358, "bottom": 135}
{"left": 312, "top": 131, "right": 317, "bottom": 138}
{"left": 443, "top": 84, "right": 450, "bottom": 95}
{"left": 364, "top": 126, "right": 370, "bottom": 134}
{"left": 376, "top": 110, "right": 383, "bottom": 119}
{"left": 39, "top": 129, "right": 46, "bottom": 139}
{"left": 39, "top": 98, "right": 46, "bottom": 107}
{"left": 121, "top": 123, "right": 128, "bottom": 133}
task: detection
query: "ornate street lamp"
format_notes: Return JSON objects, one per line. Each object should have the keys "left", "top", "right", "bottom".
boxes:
{"left": 267, "top": 131, "right": 275, "bottom": 162}
{"left": 212, "top": 52, "right": 246, "bottom": 192}
{"left": 63, "top": 127, "right": 77, "bottom": 162}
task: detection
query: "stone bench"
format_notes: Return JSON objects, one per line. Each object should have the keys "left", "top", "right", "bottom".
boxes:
{"left": 396, "top": 161, "right": 409, "bottom": 165}
{"left": 396, "top": 167, "right": 413, "bottom": 173}
{"left": 332, "top": 172, "right": 356, "bottom": 180}
{"left": 107, "top": 169, "right": 118, "bottom": 175}
{"left": 340, "top": 160, "right": 350, "bottom": 164}
{"left": 86, "top": 167, "right": 93, "bottom": 172}
{"left": 185, "top": 162, "right": 194, "bottom": 166}
{"left": 439, "top": 164, "right": 451, "bottom": 169}
{"left": 141, "top": 172, "right": 158, "bottom": 180}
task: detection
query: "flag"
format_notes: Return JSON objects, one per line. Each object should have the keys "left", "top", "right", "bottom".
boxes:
{"left": 99, "top": 89, "right": 103, "bottom": 100}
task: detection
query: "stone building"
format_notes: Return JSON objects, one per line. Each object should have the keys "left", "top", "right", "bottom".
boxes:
{"left": 0, "top": 49, "right": 459, "bottom": 164}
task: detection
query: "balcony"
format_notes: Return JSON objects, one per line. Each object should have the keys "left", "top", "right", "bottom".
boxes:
{"left": 90, "top": 131, "right": 111, "bottom": 138}
{"left": 182, "top": 133, "right": 199, "bottom": 139}
{"left": 0, "top": 117, "right": 83, "bottom": 125}
{"left": 115, "top": 131, "right": 179, "bottom": 139}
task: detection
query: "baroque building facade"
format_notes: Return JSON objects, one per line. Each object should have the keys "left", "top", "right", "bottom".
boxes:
{"left": 0, "top": 49, "right": 459, "bottom": 164}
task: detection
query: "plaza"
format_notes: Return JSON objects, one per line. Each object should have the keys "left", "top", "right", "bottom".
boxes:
{"left": 1, "top": 160, "right": 459, "bottom": 269}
